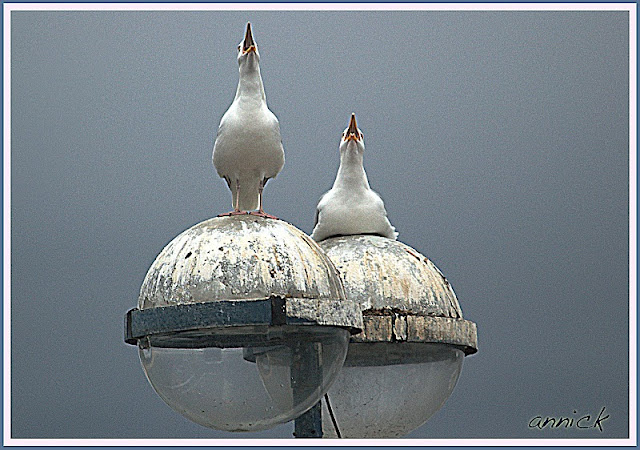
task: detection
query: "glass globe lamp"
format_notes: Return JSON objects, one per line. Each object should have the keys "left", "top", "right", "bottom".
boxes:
{"left": 125, "top": 216, "right": 362, "bottom": 432}
{"left": 138, "top": 325, "right": 349, "bottom": 432}
{"left": 322, "top": 342, "right": 463, "bottom": 438}
{"left": 317, "top": 235, "right": 478, "bottom": 438}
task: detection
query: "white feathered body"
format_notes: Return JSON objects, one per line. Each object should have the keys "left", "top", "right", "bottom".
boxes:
{"left": 213, "top": 97, "right": 284, "bottom": 211}
{"left": 311, "top": 150, "right": 397, "bottom": 242}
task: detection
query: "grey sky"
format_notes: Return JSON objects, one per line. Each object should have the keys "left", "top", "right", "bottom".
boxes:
{"left": 10, "top": 8, "right": 630, "bottom": 439}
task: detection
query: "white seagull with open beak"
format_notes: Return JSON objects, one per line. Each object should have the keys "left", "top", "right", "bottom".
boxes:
{"left": 213, "top": 22, "right": 285, "bottom": 219}
{"left": 311, "top": 113, "right": 398, "bottom": 241}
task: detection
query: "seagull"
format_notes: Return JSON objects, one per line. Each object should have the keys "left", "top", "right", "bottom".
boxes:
{"left": 311, "top": 113, "right": 398, "bottom": 242}
{"left": 213, "top": 22, "right": 285, "bottom": 219}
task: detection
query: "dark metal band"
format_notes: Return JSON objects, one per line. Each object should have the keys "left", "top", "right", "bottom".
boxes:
{"left": 124, "top": 296, "right": 293, "bottom": 345}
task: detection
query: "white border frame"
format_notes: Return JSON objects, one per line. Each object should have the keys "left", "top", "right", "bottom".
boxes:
{"left": 2, "top": 2, "right": 636, "bottom": 447}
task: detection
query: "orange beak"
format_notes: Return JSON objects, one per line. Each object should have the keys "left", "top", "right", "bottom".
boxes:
{"left": 345, "top": 113, "right": 360, "bottom": 141}
{"left": 242, "top": 22, "right": 257, "bottom": 53}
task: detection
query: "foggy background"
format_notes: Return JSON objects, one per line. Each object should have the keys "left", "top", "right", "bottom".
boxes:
{"left": 10, "top": 9, "right": 630, "bottom": 439}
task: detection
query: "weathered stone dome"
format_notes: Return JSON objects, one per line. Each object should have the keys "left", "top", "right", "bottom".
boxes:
{"left": 319, "top": 235, "right": 477, "bottom": 353}
{"left": 137, "top": 215, "right": 362, "bottom": 330}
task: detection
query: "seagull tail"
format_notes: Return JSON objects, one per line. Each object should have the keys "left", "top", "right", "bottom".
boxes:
{"left": 387, "top": 222, "right": 399, "bottom": 240}
{"left": 232, "top": 178, "right": 260, "bottom": 211}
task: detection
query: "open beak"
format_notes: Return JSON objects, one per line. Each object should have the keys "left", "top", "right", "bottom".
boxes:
{"left": 345, "top": 113, "right": 361, "bottom": 141}
{"left": 242, "top": 22, "right": 257, "bottom": 53}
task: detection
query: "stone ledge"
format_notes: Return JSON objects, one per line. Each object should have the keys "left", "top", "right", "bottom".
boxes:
{"left": 351, "top": 313, "right": 477, "bottom": 355}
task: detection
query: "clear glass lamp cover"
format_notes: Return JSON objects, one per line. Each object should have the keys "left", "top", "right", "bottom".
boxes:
{"left": 139, "top": 325, "right": 350, "bottom": 432}
{"left": 321, "top": 342, "right": 464, "bottom": 438}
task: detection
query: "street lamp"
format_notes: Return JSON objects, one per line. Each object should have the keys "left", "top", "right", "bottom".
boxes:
{"left": 317, "top": 235, "right": 478, "bottom": 438}
{"left": 123, "top": 217, "right": 478, "bottom": 438}
{"left": 124, "top": 215, "right": 362, "bottom": 433}
{"left": 124, "top": 219, "right": 478, "bottom": 438}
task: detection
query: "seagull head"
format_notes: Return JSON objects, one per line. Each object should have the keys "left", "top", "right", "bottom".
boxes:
{"left": 340, "top": 113, "right": 365, "bottom": 155}
{"left": 237, "top": 22, "right": 260, "bottom": 66}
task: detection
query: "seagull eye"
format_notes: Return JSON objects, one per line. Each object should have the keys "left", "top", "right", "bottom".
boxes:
{"left": 237, "top": 44, "right": 241, "bottom": 51}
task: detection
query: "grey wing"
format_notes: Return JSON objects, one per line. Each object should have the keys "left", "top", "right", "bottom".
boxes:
{"left": 212, "top": 115, "right": 229, "bottom": 174}
{"left": 313, "top": 191, "right": 328, "bottom": 228}
{"left": 267, "top": 111, "right": 284, "bottom": 148}
{"left": 215, "top": 119, "right": 226, "bottom": 141}
{"left": 372, "top": 190, "right": 399, "bottom": 239}
{"left": 274, "top": 119, "right": 285, "bottom": 164}
{"left": 212, "top": 119, "right": 223, "bottom": 157}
